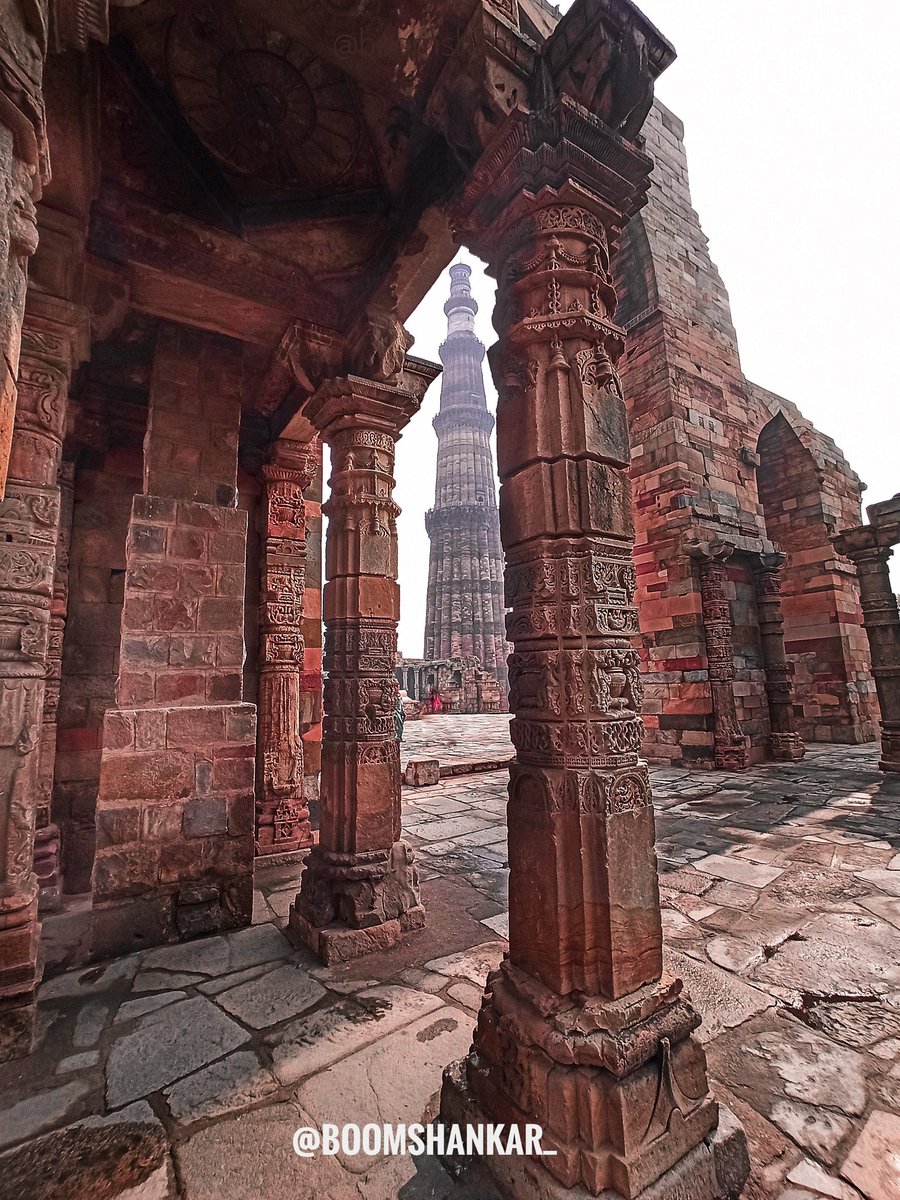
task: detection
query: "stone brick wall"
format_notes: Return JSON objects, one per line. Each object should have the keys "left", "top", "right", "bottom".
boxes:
{"left": 613, "top": 101, "right": 875, "bottom": 764}
{"left": 91, "top": 325, "right": 257, "bottom": 954}
{"left": 55, "top": 435, "right": 142, "bottom": 893}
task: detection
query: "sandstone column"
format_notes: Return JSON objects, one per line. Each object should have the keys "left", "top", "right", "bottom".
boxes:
{"left": 834, "top": 526, "right": 900, "bottom": 773}
{"left": 33, "top": 457, "right": 76, "bottom": 908}
{"left": 441, "top": 103, "right": 748, "bottom": 1200}
{"left": 255, "top": 439, "right": 317, "bottom": 856}
{"left": 688, "top": 538, "right": 750, "bottom": 771}
{"left": 91, "top": 324, "right": 256, "bottom": 958}
{"left": 289, "top": 375, "right": 426, "bottom": 963}
{"left": 752, "top": 552, "right": 805, "bottom": 762}
{"left": 0, "top": 298, "right": 78, "bottom": 1061}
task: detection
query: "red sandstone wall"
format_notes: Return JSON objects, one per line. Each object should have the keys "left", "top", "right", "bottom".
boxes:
{"left": 615, "top": 102, "right": 875, "bottom": 764}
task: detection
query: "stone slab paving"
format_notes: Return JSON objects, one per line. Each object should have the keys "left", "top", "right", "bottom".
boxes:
{"left": 1, "top": 726, "right": 900, "bottom": 1199}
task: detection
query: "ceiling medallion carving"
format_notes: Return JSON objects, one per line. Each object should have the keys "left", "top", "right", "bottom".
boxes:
{"left": 166, "top": 6, "right": 364, "bottom": 192}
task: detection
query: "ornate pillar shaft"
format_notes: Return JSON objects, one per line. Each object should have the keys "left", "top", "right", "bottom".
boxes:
{"left": 752, "top": 553, "right": 805, "bottom": 762}
{"left": 835, "top": 528, "right": 900, "bottom": 772}
{"left": 0, "top": 301, "right": 76, "bottom": 1062}
{"left": 688, "top": 540, "right": 750, "bottom": 771}
{"left": 34, "top": 457, "right": 76, "bottom": 908}
{"left": 255, "top": 441, "right": 317, "bottom": 856}
{"left": 441, "top": 102, "right": 748, "bottom": 1200}
{"left": 290, "top": 372, "right": 432, "bottom": 964}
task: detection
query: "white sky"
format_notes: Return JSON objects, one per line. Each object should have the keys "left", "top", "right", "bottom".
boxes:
{"left": 394, "top": 0, "right": 900, "bottom": 657}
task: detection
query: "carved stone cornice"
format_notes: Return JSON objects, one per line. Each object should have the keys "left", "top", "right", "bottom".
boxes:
{"left": 834, "top": 525, "right": 894, "bottom": 564}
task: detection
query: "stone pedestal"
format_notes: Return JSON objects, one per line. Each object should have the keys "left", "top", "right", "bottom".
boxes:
{"left": 688, "top": 540, "right": 750, "bottom": 771}
{"left": 0, "top": 300, "right": 77, "bottom": 1061}
{"left": 290, "top": 371, "right": 434, "bottom": 963}
{"left": 440, "top": 102, "right": 748, "bottom": 1200}
{"left": 255, "top": 441, "right": 317, "bottom": 857}
{"left": 91, "top": 325, "right": 256, "bottom": 957}
{"left": 835, "top": 525, "right": 900, "bottom": 773}
{"left": 752, "top": 553, "right": 805, "bottom": 762}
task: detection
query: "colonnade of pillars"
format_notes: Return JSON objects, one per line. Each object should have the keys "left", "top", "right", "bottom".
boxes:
{"left": 835, "top": 498, "right": 900, "bottom": 773}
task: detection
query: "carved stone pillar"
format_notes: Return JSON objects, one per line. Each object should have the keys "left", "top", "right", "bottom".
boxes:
{"left": 0, "top": 300, "right": 77, "bottom": 1062}
{"left": 834, "top": 527, "right": 900, "bottom": 773}
{"left": 255, "top": 440, "right": 317, "bottom": 856}
{"left": 752, "top": 552, "right": 805, "bottom": 762}
{"left": 440, "top": 102, "right": 748, "bottom": 1200}
{"left": 687, "top": 538, "right": 750, "bottom": 771}
{"left": 33, "top": 457, "right": 76, "bottom": 909}
{"left": 289, "top": 375, "right": 428, "bottom": 964}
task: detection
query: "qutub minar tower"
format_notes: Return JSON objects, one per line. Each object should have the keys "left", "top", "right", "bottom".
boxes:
{"left": 424, "top": 264, "right": 508, "bottom": 697}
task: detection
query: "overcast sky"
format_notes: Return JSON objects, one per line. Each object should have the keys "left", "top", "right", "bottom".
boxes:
{"left": 393, "top": 1, "right": 900, "bottom": 658}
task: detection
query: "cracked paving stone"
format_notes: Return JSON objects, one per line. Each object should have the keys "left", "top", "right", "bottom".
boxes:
{"left": 770, "top": 1100, "right": 853, "bottom": 1166}
{"left": 692, "top": 854, "right": 783, "bottom": 889}
{"left": 214, "top": 963, "right": 327, "bottom": 1029}
{"left": 114, "top": 991, "right": 186, "bottom": 1024}
{"left": 787, "top": 1158, "right": 863, "bottom": 1200}
{"left": 750, "top": 911, "right": 900, "bottom": 996}
{"left": 269, "top": 986, "right": 445, "bottom": 1086}
{"left": 296, "top": 1006, "right": 473, "bottom": 1172}
{"left": 663, "top": 948, "right": 774, "bottom": 1041}
{"left": 164, "top": 1051, "right": 279, "bottom": 1125}
{"left": 424, "top": 941, "right": 506, "bottom": 985}
{"left": 39, "top": 956, "right": 141, "bottom": 1002}
{"left": 0, "top": 1081, "right": 94, "bottom": 1152}
{"left": 744, "top": 1022, "right": 868, "bottom": 1117}
{"left": 106, "top": 996, "right": 248, "bottom": 1108}
{"left": 139, "top": 924, "right": 291, "bottom": 978}
{"left": 840, "top": 1110, "right": 900, "bottom": 1200}
{"left": 705, "top": 935, "right": 765, "bottom": 974}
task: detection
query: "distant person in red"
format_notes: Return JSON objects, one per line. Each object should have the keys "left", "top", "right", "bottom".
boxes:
{"left": 420, "top": 687, "right": 443, "bottom": 716}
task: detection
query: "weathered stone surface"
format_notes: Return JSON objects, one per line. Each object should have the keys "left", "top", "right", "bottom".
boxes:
{"left": 114, "top": 992, "right": 186, "bottom": 1025}
{"left": 139, "top": 924, "right": 291, "bottom": 978}
{"left": 405, "top": 759, "right": 441, "bottom": 788}
{"left": 270, "top": 986, "right": 444, "bottom": 1085}
{"left": 0, "top": 1102, "right": 173, "bottom": 1200}
{"left": 106, "top": 996, "right": 248, "bottom": 1107}
{"left": 692, "top": 855, "right": 784, "bottom": 889}
{"left": 665, "top": 948, "right": 774, "bottom": 1041}
{"left": 840, "top": 1111, "right": 900, "bottom": 1200}
{"left": 0, "top": 1082, "right": 93, "bottom": 1151}
{"left": 296, "top": 1006, "right": 473, "bottom": 1171}
{"left": 214, "top": 963, "right": 326, "bottom": 1029}
{"left": 770, "top": 1101, "right": 853, "bottom": 1166}
{"left": 164, "top": 1051, "right": 279, "bottom": 1126}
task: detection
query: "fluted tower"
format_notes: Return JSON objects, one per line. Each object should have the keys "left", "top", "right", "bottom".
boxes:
{"left": 424, "top": 264, "right": 507, "bottom": 695}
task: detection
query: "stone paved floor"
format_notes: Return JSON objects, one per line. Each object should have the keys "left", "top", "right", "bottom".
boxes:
{"left": 2, "top": 721, "right": 900, "bottom": 1199}
{"left": 400, "top": 713, "right": 513, "bottom": 771}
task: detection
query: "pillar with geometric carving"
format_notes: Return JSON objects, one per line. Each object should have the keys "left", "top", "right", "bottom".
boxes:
{"left": 289, "top": 373, "right": 431, "bottom": 964}
{"left": 688, "top": 538, "right": 751, "bottom": 771}
{"left": 834, "top": 525, "right": 900, "bottom": 773}
{"left": 440, "top": 103, "right": 749, "bottom": 1200}
{"left": 33, "top": 457, "right": 77, "bottom": 909}
{"left": 0, "top": 299, "right": 78, "bottom": 1062}
{"left": 256, "top": 440, "right": 317, "bottom": 856}
{"left": 752, "top": 552, "right": 805, "bottom": 762}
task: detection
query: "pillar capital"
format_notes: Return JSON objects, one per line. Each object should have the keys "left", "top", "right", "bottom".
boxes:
{"left": 684, "top": 534, "right": 735, "bottom": 566}
{"left": 834, "top": 524, "right": 893, "bottom": 566}
{"left": 304, "top": 374, "right": 425, "bottom": 446}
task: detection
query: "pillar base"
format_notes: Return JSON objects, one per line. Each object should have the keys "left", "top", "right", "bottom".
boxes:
{"left": 713, "top": 736, "right": 750, "bottom": 771}
{"left": 0, "top": 894, "right": 41, "bottom": 1064}
{"left": 34, "top": 824, "right": 64, "bottom": 913}
{"left": 441, "top": 960, "right": 748, "bottom": 1199}
{"left": 770, "top": 732, "right": 806, "bottom": 762}
{"left": 879, "top": 726, "right": 900, "bottom": 773}
{"left": 441, "top": 1059, "right": 748, "bottom": 1200}
{"left": 289, "top": 840, "right": 424, "bottom": 964}
{"left": 288, "top": 904, "right": 425, "bottom": 965}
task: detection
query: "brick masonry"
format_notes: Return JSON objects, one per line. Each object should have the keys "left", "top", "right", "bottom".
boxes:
{"left": 613, "top": 102, "right": 877, "bottom": 766}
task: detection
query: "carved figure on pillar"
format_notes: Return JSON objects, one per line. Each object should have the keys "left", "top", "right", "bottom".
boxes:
{"left": 752, "top": 552, "right": 805, "bottom": 762}
{"left": 256, "top": 440, "right": 317, "bottom": 856}
{"left": 440, "top": 99, "right": 748, "bottom": 1200}
{"left": 0, "top": 302, "right": 76, "bottom": 1062}
{"left": 686, "top": 537, "right": 751, "bottom": 772}
{"left": 289, "top": 365, "right": 437, "bottom": 964}
{"left": 834, "top": 521, "right": 900, "bottom": 773}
